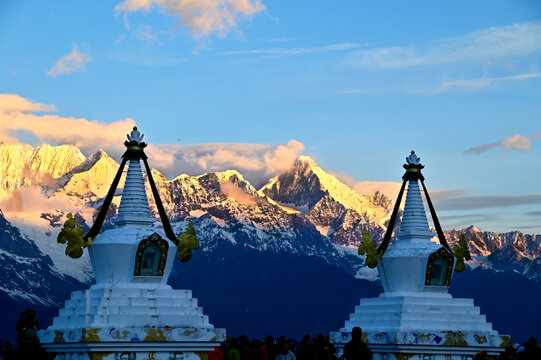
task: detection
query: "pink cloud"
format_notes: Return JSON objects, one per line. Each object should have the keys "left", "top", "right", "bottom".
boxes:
{"left": 464, "top": 132, "right": 540, "bottom": 155}
{"left": 115, "top": 0, "right": 266, "bottom": 39}
{"left": 47, "top": 48, "right": 92, "bottom": 77}
{"left": 0, "top": 94, "right": 56, "bottom": 113}
{"left": 0, "top": 186, "right": 75, "bottom": 215}
{"left": 146, "top": 140, "right": 305, "bottom": 186}
{"left": 220, "top": 182, "right": 260, "bottom": 206}
{"left": 0, "top": 94, "right": 305, "bottom": 187}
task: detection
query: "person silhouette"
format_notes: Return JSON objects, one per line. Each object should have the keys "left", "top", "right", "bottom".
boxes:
{"left": 16, "top": 309, "right": 41, "bottom": 359}
{"left": 3, "top": 342, "right": 15, "bottom": 360}
{"left": 343, "top": 327, "right": 372, "bottom": 360}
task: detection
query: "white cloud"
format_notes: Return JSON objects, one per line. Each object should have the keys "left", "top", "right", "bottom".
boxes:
{"left": 0, "top": 94, "right": 56, "bottom": 113}
{"left": 433, "top": 73, "right": 539, "bottom": 93}
{"left": 0, "top": 94, "right": 134, "bottom": 158}
{"left": 0, "top": 94, "right": 305, "bottom": 187}
{"left": 134, "top": 24, "right": 159, "bottom": 44}
{"left": 147, "top": 139, "right": 304, "bottom": 186}
{"left": 434, "top": 193, "right": 541, "bottom": 211}
{"left": 222, "top": 43, "right": 363, "bottom": 56}
{"left": 115, "top": 0, "right": 266, "bottom": 39}
{"left": 0, "top": 186, "right": 74, "bottom": 215}
{"left": 345, "top": 22, "right": 541, "bottom": 69}
{"left": 47, "top": 48, "right": 92, "bottom": 77}
{"left": 343, "top": 72, "right": 539, "bottom": 96}
{"left": 114, "top": 35, "right": 127, "bottom": 44}
{"left": 464, "top": 132, "right": 540, "bottom": 155}
{"left": 348, "top": 180, "right": 402, "bottom": 199}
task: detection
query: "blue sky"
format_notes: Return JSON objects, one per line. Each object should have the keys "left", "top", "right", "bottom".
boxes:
{"left": 0, "top": 0, "right": 540, "bottom": 233}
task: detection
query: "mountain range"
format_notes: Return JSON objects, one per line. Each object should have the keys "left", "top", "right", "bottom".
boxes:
{"left": 0, "top": 143, "right": 539, "bottom": 343}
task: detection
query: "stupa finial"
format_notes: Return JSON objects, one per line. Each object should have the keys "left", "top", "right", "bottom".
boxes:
{"left": 406, "top": 150, "right": 420, "bottom": 166}
{"left": 403, "top": 150, "right": 425, "bottom": 177}
{"left": 127, "top": 126, "right": 145, "bottom": 145}
{"left": 125, "top": 125, "right": 147, "bottom": 149}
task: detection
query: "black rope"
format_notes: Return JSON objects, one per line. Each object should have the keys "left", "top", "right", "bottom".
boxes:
{"left": 378, "top": 179, "right": 407, "bottom": 254}
{"left": 142, "top": 157, "right": 178, "bottom": 246}
{"left": 83, "top": 156, "right": 128, "bottom": 242}
{"left": 420, "top": 179, "right": 452, "bottom": 252}
{"left": 83, "top": 143, "right": 179, "bottom": 247}
{"left": 377, "top": 152, "right": 454, "bottom": 257}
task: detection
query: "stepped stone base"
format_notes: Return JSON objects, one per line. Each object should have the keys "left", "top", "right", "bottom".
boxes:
{"left": 39, "top": 285, "right": 225, "bottom": 360}
{"left": 330, "top": 294, "right": 509, "bottom": 360}
{"left": 39, "top": 330, "right": 222, "bottom": 360}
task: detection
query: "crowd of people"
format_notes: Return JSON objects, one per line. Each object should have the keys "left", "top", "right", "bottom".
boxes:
{"left": 215, "top": 334, "right": 338, "bottom": 360}
{"left": 213, "top": 327, "right": 372, "bottom": 360}
{"left": 212, "top": 329, "right": 541, "bottom": 360}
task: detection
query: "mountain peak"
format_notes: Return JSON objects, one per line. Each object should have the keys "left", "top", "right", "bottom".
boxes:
{"left": 296, "top": 155, "right": 317, "bottom": 166}
{"left": 466, "top": 225, "right": 482, "bottom": 233}
{"left": 51, "top": 149, "right": 120, "bottom": 199}
{"left": 214, "top": 169, "right": 246, "bottom": 183}
{"left": 0, "top": 143, "right": 86, "bottom": 199}
{"left": 86, "top": 148, "right": 112, "bottom": 163}
{"left": 96, "top": 148, "right": 109, "bottom": 157}
{"left": 261, "top": 156, "right": 392, "bottom": 223}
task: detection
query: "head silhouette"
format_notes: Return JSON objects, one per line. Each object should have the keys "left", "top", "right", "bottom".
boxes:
{"left": 352, "top": 327, "right": 363, "bottom": 340}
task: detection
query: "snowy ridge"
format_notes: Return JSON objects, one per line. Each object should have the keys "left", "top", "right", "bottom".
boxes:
{"left": 0, "top": 209, "right": 86, "bottom": 305}
{"left": 261, "top": 156, "right": 392, "bottom": 222}
{"left": 0, "top": 143, "right": 85, "bottom": 199}
{"left": 444, "top": 226, "right": 541, "bottom": 280}
{"left": 260, "top": 156, "right": 388, "bottom": 221}
{"left": 0, "top": 143, "right": 540, "bottom": 304}
{"left": 260, "top": 156, "right": 392, "bottom": 247}
{"left": 50, "top": 149, "right": 120, "bottom": 201}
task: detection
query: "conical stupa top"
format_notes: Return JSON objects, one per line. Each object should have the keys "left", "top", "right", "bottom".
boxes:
{"left": 114, "top": 127, "right": 154, "bottom": 226}
{"left": 397, "top": 151, "right": 435, "bottom": 241}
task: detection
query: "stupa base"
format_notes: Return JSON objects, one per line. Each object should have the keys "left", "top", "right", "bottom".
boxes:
{"left": 40, "top": 348, "right": 212, "bottom": 360}
{"left": 330, "top": 329, "right": 509, "bottom": 360}
{"left": 39, "top": 325, "right": 225, "bottom": 360}
{"left": 331, "top": 342, "right": 506, "bottom": 360}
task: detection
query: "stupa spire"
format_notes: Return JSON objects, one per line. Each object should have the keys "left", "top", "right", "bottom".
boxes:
{"left": 399, "top": 180, "right": 430, "bottom": 232}
{"left": 397, "top": 151, "right": 434, "bottom": 241}
{"left": 57, "top": 125, "right": 181, "bottom": 250}
{"left": 114, "top": 127, "right": 153, "bottom": 226}
{"left": 376, "top": 150, "right": 452, "bottom": 255}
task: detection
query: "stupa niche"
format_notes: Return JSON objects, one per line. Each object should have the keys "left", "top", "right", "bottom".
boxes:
{"left": 39, "top": 127, "right": 225, "bottom": 360}
{"left": 330, "top": 151, "right": 508, "bottom": 360}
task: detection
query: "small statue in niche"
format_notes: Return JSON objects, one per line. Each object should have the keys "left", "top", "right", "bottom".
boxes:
{"left": 141, "top": 243, "right": 161, "bottom": 276}
{"left": 134, "top": 233, "right": 168, "bottom": 277}
{"left": 428, "top": 256, "right": 449, "bottom": 286}
{"left": 425, "top": 247, "right": 454, "bottom": 287}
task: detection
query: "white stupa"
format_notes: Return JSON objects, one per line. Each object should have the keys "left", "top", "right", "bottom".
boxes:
{"left": 330, "top": 151, "right": 509, "bottom": 360}
{"left": 39, "top": 127, "right": 225, "bottom": 360}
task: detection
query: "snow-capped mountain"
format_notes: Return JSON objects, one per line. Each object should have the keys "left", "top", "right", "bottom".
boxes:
{"left": 0, "top": 208, "right": 84, "bottom": 305}
{"left": 49, "top": 149, "right": 121, "bottom": 202}
{"left": 260, "top": 156, "right": 392, "bottom": 247}
{"left": 444, "top": 226, "right": 541, "bottom": 280}
{"left": 1, "top": 144, "right": 368, "bottom": 285}
{"left": 0, "top": 143, "right": 85, "bottom": 200}
{"left": 1, "top": 143, "right": 540, "bottom": 286}
{"left": 1, "top": 142, "right": 540, "bottom": 342}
